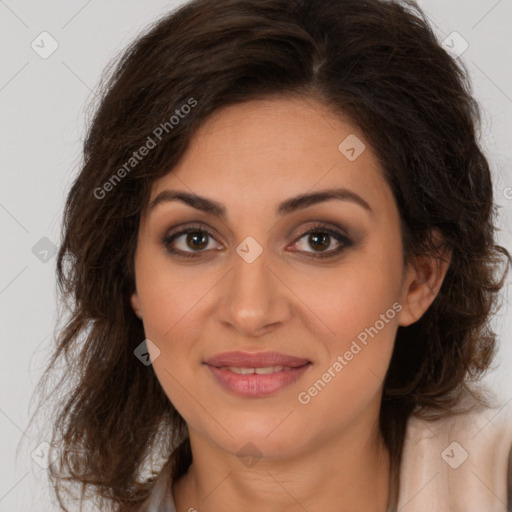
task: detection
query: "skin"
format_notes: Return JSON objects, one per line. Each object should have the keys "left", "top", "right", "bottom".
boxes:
{"left": 130, "top": 96, "right": 451, "bottom": 512}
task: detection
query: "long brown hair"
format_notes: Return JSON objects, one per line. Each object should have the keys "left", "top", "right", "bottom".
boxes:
{"left": 28, "top": 0, "right": 510, "bottom": 510}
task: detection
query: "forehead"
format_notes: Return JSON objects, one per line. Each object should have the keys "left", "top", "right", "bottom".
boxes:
{"left": 149, "top": 96, "right": 393, "bottom": 217}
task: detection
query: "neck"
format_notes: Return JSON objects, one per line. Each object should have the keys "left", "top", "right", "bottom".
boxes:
{"left": 172, "top": 416, "right": 392, "bottom": 512}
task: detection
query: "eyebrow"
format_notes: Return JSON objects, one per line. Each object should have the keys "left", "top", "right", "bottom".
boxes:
{"left": 148, "top": 187, "right": 373, "bottom": 217}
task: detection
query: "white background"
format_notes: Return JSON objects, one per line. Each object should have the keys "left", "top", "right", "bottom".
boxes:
{"left": 1, "top": 0, "right": 511, "bottom": 510}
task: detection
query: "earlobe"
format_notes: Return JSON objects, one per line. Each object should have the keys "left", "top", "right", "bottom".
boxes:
{"left": 398, "top": 243, "right": 452, "bottom": 327}
{"left": 130, "top": 292, "right": 143, "bottom": 319}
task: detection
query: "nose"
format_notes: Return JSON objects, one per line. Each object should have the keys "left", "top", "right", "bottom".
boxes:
{"left": 216, "top": 245, "right": 292, "bottom": 338}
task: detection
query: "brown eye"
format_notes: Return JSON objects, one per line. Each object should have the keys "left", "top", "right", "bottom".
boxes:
{"left": 184, "top": 231, "right": 209, "bottom": 250}
{"left": 307, "top": 232, "right": 331, "bottom": 252}
{"left": 163, "top": 225, "right": 220, "bottom": 258}
{"left": 292, "top": 224, "right": 353, "bottom": 259}
{"left": 162, "top": 222, "right": 353, "bottom": 261}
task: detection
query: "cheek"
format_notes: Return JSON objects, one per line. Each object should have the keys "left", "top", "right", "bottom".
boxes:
{"left": 134, "top": 251, "right": 216, "bottom": 412}
{"left": 289, "top": 246, "right": 402, "bottom": 345}
{"left": 289, "top": 242, "right": 402, "bottom": 392}
{"left": 294, "top": 280, "right": 399, "bottom": 425}
{"left": 297, "top": 285, "right": 398, "bottom": 405}
{"left": 135, "top": 259, "right": 206, "bottom": 418}
{"left": 135, "top": 250, "right": 210, "bottom": 344}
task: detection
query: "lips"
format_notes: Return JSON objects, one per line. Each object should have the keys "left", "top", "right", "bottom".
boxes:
{"left": 203, "top": 351, "right": 312, "bottom": 397}
{"left": 204, "top": 351, "right": 311, "bottom": 368}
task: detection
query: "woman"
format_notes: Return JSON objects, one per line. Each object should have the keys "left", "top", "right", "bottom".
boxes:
{"left": 33, "top": 0, "right": 512, "bottom": 510}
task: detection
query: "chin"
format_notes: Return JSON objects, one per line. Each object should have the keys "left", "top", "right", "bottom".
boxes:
{"left": 200, "top": 415, "right": 311, "bottom": 463}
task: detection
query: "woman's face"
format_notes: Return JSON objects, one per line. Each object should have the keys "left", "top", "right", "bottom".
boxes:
{"left": 131, "top": 96, "right": 419, "bottom": 460}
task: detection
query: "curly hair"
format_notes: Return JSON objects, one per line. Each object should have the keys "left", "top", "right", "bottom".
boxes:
{"left": 29, "top": 0, "right": 510, "bottom": 510}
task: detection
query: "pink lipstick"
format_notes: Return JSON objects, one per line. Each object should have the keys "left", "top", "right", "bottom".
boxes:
{"left": 203, "top": 351, "right": 311, "bottom": 398}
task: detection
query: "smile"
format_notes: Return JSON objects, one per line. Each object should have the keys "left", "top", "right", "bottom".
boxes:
{"left": 220, "top": 365, "right": 293, "bottom": 374}
{"left": 203, "top": 351, "right": 312, "bottom": 397}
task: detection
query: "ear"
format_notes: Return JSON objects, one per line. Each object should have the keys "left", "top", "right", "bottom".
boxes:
{"left": 397, "top": 231, "right": 452, "bottom": 327}
{"left": 130, "top": 291, "right": 143, "bottom": 319}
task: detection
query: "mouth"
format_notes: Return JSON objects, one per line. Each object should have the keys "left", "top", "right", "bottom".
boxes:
{"left": 216, "top": 365, "right": 297, "bottom": 374}
{"left": 203, "top": 351, "right": 312, "bottom": 397}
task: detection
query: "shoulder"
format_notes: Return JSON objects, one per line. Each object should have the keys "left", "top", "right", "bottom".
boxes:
{"left": 126, "top": 459, "right": 176, "bottom": 512}
{"left": 396, "top": 393, "right": 512, "bottom": 512}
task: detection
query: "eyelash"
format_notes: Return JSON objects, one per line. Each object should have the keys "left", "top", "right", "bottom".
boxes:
{"left": 162, "top": 222, "right": 353, "bottom": 260}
